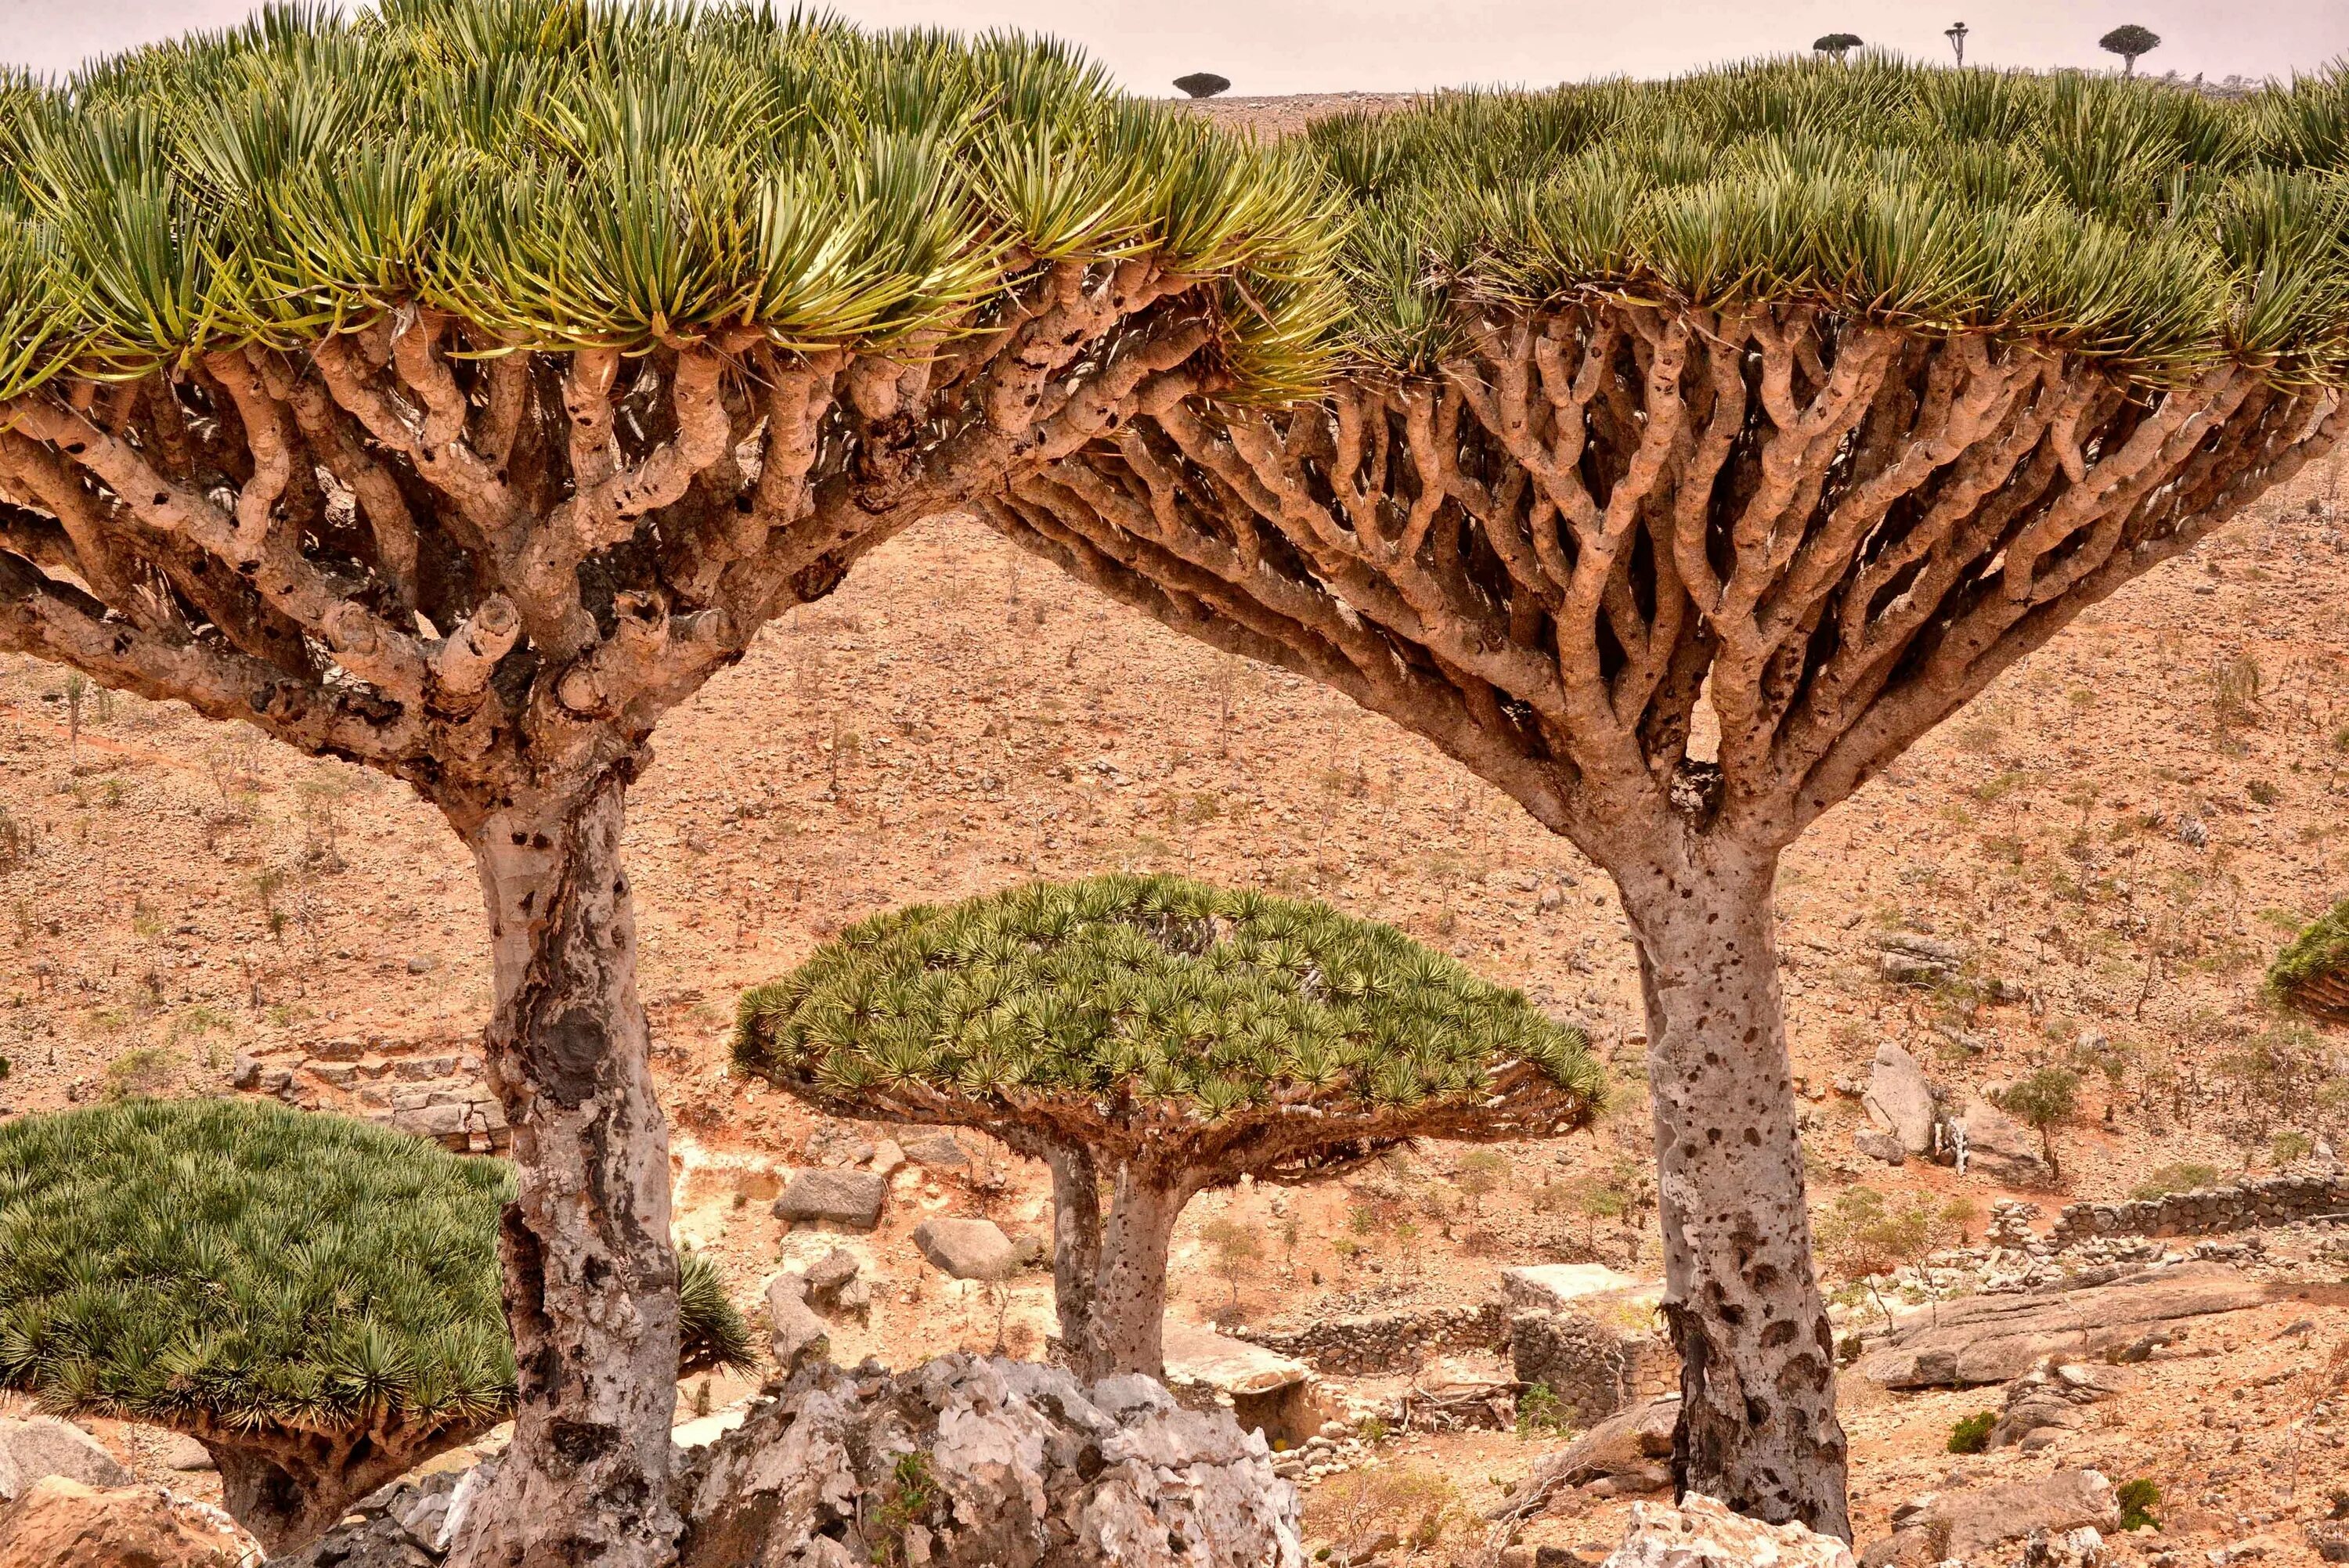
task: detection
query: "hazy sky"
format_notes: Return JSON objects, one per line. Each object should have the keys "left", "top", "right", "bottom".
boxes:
{"left": 2, "top": 1, "right": 2343, "bottom": 95}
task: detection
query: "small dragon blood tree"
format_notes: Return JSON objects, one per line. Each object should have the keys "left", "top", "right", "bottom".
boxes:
{"left": 0, "top": 5, "right": 1333, "bottom": 1559}
{"left": 734, "top": 874, "right": 1604, "bottom": 1379}
{"left": 983, "top": 61, "right": 2349, "bottom": 1534}
{"left": 0, "top": 1100, "right": 752, "bottom": 1555}
{"left": 2268, "top": 898, "right": 2349, "bottom": 1022}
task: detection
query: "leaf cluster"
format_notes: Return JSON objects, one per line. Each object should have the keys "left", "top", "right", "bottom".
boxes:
{"left": 734, "top": 873, "right": 1603, "bottom": 1123}
{"left": 0, "top": 0, "right": 1340, "bottom": 399}
{"left": 2266, "top": 895, "right": 2349, "bottom": 1015}
{"left": 0, "top": 1099, "right": 750, "bottom": 1436}
{"left": 1300, "top": 57, "right": 2349, "bottom": 380}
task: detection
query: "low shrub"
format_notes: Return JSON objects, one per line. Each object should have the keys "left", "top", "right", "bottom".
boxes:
{"left": 1946, "top": 1411, "right": 1996, "bottom": 1454}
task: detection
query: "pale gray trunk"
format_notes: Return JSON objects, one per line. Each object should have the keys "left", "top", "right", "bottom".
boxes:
{"left": 1088, "top": 1167, "right": 1185, "bottom": 1381}
{"left": 446, "top": 765, "right": 682, "bottom": 1568}
{"left": 1615, "top": 840, "right": 1850, "bottom": 1540}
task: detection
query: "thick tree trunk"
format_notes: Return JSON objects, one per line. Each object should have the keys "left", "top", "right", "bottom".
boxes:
{"left": 1614, "top": 839, "right": 1850, "bottom": 1540}
{"left": 1090, "top": 1169, "right": 1185, "bottom": 1380}
{"left": 209, "top": 1433, "right": 442, "bottom": 1556}
{"left": 1047, "top": 1144, "right": 1106, "bottom": 1379}
{"left": 447, "top": 763, "right": 683, "bottom": 1568}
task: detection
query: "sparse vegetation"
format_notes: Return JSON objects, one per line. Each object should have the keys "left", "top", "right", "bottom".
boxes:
{"left": 1303, "top": 1465, "right": 1469, "bottom": 1565}
{"left": 1947, "top": 1412, "right": 1997, "bottom": 1454}
{"left": 2116, "top": 1477, "right": 2162, "bottom": 1531}
{"left": 2000, "top": 1069, "right": 2081, "bottom": 1181}
{"left": 2132, "top": 1162, "right": 2221, "bottom": 1199}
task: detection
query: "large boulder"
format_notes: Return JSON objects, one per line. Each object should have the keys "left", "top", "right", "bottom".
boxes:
{"left": 1161, "top": 1321, "right": 1319, "bottom": 1447}
{"left": 1987, "top": 1357, "right": 2131, "bottom": 1450}
{"left": 1514, "top": 1393, "right": 1679, "bottom": 1503}
{"left": 1857, "top": 1262, "right": 2271, "bottom": 1387}
{"left": 677, "top": 1354, "right": 1303, "bottom": 1566}
{"left": 0, "top": 1419, "right": 132, "bottom": 1494}
{"left": 900, "top": 1131, "right": 969, "bottom": 1169}
{"left": 1860, "top": 1470, "right": 2116, "bottom": 1566}
{"left": 1499, "top": 1264, "right": 1645, "bottom": 1314}
{"left": 0, "top": 1476, "right": 257, "bottom": 1567}
{"left": 1862, "top": 1043, "right": 1938, "bottom": 1154}
{"left": 772, "top": 1170, "right": 887, "bottom": 1231}
{"left": 1603, "top": 1492, "right": 1854, "bottom": 1567}
{"left": 1953, "top": 1093, "right": 2048, "bottom": 1186}
{"left": 910, "top": 1217, "right": 1019, "bottom": 1281}
{"left": 764, "top": 1273, "right": 833, "bottom": 1372}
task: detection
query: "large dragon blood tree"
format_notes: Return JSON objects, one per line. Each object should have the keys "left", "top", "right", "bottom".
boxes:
{"left": 0, "top": 5, "right": 1331, "bottom": 1563}
{"left": 733, "top": 874, "right": 1605, "bottom": 1380}
{"left": 985, "top": 63, "right": 2349, "bottom": 1534}
{"left": 0, "top": 1101, "right": 752, "bottom": 1554}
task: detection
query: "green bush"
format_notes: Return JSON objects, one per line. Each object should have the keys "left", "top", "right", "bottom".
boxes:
{"left": 2116, "top": 1477, "right": 2162, "bottom": 1530}
{"left": 737, "top": 874, "right": 1601, "bottom": 1114}
{"left": 1946, "top": 1411, "right": 1996, "bottom": 1454}
{"left": 0, "top": 1100, "right": 751, "bottom": 1550}
{"left": 2131, "top": 1162, "right": 2222, "bottom": 1199}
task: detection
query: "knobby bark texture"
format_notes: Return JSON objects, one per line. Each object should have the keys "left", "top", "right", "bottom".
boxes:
{"left": 984, "top": 298, "right": 2346, "bottom": 1530}
{"left": 1618, "top": 844, "right": 1842, "bottom": 1536}
{"left": 0, "top": 258, "right": 1234, "bottom": 1568}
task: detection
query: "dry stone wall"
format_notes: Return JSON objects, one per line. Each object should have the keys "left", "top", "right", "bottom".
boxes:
{"left": 2048, "top": 1173, "right": 2348, "bottom": 1249}
{"left": 1237, "top": 1302, "right": 1508, "bottom": 1375}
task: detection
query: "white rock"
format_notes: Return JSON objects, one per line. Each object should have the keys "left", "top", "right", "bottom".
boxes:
{"left": 1603, "top": 1493, "right": 1855, "bottom": 1567}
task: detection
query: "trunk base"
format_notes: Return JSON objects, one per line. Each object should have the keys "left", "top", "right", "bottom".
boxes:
{"left": 1619, "top": 844, "right": 1851, "bottom": 1540}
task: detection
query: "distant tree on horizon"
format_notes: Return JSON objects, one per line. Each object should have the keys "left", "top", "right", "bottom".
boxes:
{"left": 1813, "top": 33, "right": 1864, "bottom": 63}
{"left": 2100, "top": 23, "right": 2162, "bottom": 77}
{"left": 1174, "top": 71, "right": 1232, "bottom": 99}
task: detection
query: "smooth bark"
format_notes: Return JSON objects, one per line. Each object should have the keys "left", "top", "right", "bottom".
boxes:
{"left": 1617, "top": 841, "right": 1848, "bottom": 1539}
{"left": 451, "top": 765, "right": 680, "bottom": 1568}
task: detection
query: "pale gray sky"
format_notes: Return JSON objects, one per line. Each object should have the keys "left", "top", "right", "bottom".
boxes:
{"left": 2, "top": 1, "right": 2342, "bottom": 95}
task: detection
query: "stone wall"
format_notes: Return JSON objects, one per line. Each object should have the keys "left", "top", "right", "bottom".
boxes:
{"left": 1238, "top": 1301, "right": 1508, "bottom": 1375}
{"left": 2048, "top": 1173, "right": 2348, "bottom": 1249}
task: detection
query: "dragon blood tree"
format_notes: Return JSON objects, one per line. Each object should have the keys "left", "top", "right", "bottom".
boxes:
{"left": 0, "top": 5, "right": 1330, "bottom": 1562}
{"left": 984, "top": 63, "right": 2349, "bottom": 1533}
{"left": 733, "top": 874, "right": 1604, "bottom": 1379}
{"left": 0, "top": 1100, "right": 752, "bottom": 1554}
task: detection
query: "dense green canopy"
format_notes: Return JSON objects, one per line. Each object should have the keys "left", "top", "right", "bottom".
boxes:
{"left": 734, "top": 874, "right": 1603, "bottom": 1121}
{"left": 0, "top": 0, "right": 1337, "bottom": 402}
{"left": 0, "top": 1100, "right": 751, "bottom": 1433}
{"left": 1301, "top": 58, "right": 2349, "bottom": 380}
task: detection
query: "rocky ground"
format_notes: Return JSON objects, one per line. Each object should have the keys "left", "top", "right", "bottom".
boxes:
{"left": 2, "top": 277, "right": 2347, "bottom": 1565}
